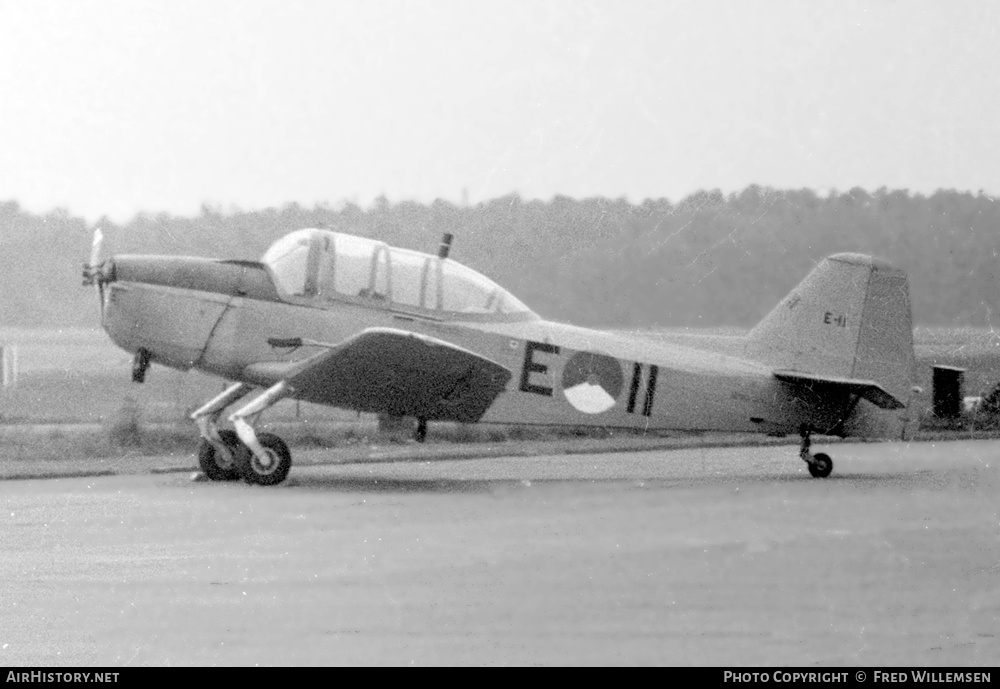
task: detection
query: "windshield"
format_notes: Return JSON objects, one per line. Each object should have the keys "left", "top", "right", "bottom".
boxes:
{"left": 260, "top": 230, "right": 313, "bottom": 296}
{"left": 261, "top": 228, "right": 534, "bottom": 317}
{"left": 440, "top": 259, "right": 530, "bottom": 314}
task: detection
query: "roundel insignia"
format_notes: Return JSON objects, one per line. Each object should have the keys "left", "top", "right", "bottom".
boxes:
{"left": 561, "top": 351, "right": 624, "bottom": 414}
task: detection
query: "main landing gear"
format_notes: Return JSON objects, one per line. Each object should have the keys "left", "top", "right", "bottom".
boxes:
{"left": 799, "top": 425, "right": 833, "bottom": 478}
{"left": 190, "top": 382, "right": 294, "bottom": 486}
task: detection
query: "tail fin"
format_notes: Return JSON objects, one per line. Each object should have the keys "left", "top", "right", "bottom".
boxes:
{"left": 745, "top": 253, "right": 914, "bottom": 407}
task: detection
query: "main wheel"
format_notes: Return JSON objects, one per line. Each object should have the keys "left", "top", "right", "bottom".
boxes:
{"left": 808, "top": 452, "right": 833, "bottom": 478}
{"left": 197, "top": 429, "right": 242, "bottom": 481}
{"left": 234, "top": 432, "right": 292, "bottom": 486}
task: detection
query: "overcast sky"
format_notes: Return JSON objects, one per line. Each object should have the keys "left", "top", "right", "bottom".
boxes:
{"left": 1, "top": 0, "right": 997, "bottom": 223}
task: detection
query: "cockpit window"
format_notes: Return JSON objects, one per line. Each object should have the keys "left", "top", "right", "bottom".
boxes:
{"left": 261, "top": 230, "right": 312, "bottom": 296}
{"left": 326, "top": 233, "right": 375, "bottom": 298}
{"left": 371, "top": 245, "right": 390, "bottom": 300}
{"left": 391, "top": 248, "right": 429, "bottom": 308}
{"left": 262, "top": 228, "right": 534, "bottom": 317}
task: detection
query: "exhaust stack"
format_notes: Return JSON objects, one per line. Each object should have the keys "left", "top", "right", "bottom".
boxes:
{"left": 438, "top": 233, "right": 453, "bottom": 259}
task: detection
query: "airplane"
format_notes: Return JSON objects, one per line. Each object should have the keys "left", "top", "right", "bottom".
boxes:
{"left": 82, "top": 227, "right": 916, "bottom": 486}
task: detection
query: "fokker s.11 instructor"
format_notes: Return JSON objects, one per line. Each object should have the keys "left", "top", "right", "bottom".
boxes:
{"left": 83, "top": 228, "right": 915, "bottom": 485}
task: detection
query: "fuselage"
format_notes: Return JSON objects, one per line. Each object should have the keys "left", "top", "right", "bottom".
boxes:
{"left": 99, "top": 229, "right": 898, "bottom": 438}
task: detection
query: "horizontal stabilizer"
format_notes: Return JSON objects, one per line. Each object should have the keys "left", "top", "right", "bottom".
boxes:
{"left": 773, "top": 370, "right": 905, "bottom": 410}
{"left": 247, "top": 328, "right": 512, "bottom": 422}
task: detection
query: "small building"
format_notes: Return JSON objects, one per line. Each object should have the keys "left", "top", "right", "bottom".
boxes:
{"left": 932, "top": 365, "right": 965, "bottom": 419}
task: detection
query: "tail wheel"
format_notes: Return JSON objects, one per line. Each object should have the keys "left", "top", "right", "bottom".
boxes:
{"left": 197, "top": 429, "right": 242, "bottom": 481}
{"left": 808, "top": 452, "right": 833, "bottom": 478}
{"left": 234, "top": 432, "right": 292, "bottom": 486}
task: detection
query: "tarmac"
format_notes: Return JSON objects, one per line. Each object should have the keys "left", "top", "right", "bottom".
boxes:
{"left": 1, "top": 435, "right": 997, "bottom": 666}
{"left": 0, "top": 429, "right": 805, "bottom": 481}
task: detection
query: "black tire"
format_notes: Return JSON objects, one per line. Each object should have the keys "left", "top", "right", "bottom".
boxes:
{"left": 808, "top": 452, "right": 833, "bottom": 478}
{"left": 197, "top": 430, "right": 242, "bottom": 481}
{"left": 234, "top": 432, "right": 292, "bottom": 486}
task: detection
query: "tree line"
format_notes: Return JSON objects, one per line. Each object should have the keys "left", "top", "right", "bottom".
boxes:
{"left": 1, "top": 186, "right": 997, "bottom": 329}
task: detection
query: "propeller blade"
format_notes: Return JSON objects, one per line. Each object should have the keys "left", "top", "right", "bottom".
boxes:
{"left": 90, "top": 227, "right": 104, "bottom": 270}
{"left": 83, "top": 228, "right": 108, "bottom": 322}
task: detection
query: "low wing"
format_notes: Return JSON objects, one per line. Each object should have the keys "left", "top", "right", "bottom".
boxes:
{"left": 773, "top": 370, "right": 905, "bottom": 410}
{"left": 246, "top": 328, "right": 512, "bottom": 423}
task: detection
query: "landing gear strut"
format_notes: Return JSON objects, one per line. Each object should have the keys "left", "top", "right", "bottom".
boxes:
{"left": 799, "top": 424, "right": 833, "bottom": 478}
{"left": 190, "top": 382, "right": 294, "bottom": 486}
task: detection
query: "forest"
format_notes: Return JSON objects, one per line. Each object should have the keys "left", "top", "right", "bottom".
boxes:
{"left": 1, "top": 186, "right": 997, "bottom": 329}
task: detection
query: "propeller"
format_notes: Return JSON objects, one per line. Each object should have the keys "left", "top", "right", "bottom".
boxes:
{"left": 82, "top": 228, "right": 110, "bottom": 321}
